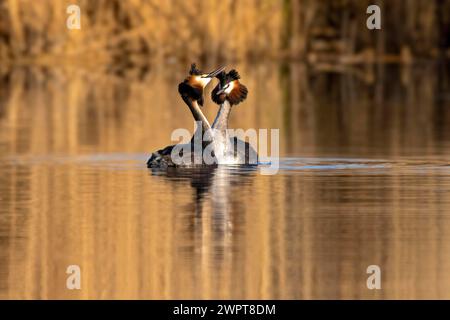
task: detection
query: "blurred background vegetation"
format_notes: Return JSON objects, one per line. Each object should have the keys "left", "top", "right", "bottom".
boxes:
{"left": 1, "top": 1, "right": 450, "bottom": 301}
{"left": 0, "top": 0, "right": 449, "bottom": 71}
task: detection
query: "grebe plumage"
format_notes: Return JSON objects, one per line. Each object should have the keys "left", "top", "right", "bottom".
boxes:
{"left": 147, "top": 64, "right": 224, "bottom": 168}
{"left": 210, "top": 69, "right": 258, "bottom": 164}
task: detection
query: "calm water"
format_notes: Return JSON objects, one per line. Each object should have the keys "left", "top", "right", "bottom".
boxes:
{"left": 0, "top": 63, "right": 449, "bottom": 299}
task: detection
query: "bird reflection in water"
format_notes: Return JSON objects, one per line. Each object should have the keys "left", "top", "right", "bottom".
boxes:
{"left": 148, "top": 165, "right": 257, "bottom": 263}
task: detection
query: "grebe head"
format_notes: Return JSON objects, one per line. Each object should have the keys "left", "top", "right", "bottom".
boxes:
{"left": 178, "top": 63, "right": 225, "bottom": 106}
{"left": 212, "top": 69, "right": 248, "bottom": 106}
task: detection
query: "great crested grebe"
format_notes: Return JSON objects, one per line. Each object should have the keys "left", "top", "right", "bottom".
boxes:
{"left": 147, "top": 64, "right": 224, "bottom": 168}
{"left": 178, "top": 63, "right": 225, "bottom": 135}
{"left": 210, "top": 69, "right": 258, "bottom": 164}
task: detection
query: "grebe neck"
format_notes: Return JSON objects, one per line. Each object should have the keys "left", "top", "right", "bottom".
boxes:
{"left": 212, "top": 100, "right": 232, "bottom": 133}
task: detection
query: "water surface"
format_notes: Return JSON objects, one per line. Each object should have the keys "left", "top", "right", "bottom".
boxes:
{"left": 0, "top": 63, "right": 449, "bottom": 299}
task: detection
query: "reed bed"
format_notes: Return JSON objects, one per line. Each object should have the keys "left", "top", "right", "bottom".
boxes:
{"left": 0, "top": 0, "right": 449, "bottom": 69}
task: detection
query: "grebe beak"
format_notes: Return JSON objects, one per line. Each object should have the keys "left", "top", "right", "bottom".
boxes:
{"left": 201, "top": 66, "right": 225, "bottom": 78}
{"left": 216, "top": 87, "right": 225, "bottom": 95}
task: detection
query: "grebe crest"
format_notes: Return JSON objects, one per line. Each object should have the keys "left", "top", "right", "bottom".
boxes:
{"left": 212, "top": 69, "right": 248, "bottom": 106}
{"left": 178, "top": 63, "right": 225, "bottom": 106}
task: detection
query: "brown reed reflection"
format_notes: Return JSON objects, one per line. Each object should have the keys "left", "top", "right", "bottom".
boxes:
{"left": 0, "top": 63, "right": 449, "bottom": 299}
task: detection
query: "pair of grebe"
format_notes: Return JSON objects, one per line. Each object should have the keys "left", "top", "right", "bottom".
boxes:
{"left": 147, "top": 64, "right": 257, "bottom": 168}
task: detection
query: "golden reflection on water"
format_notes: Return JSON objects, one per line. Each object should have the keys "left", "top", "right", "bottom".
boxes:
{"left": 0, "top": 63, "right": 449, "bottom": 299}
